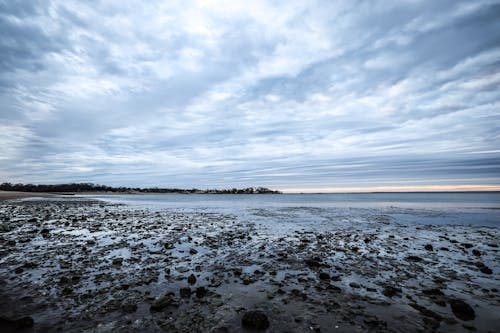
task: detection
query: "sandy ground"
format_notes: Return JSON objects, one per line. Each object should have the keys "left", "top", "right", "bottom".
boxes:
{"left": 0, "top": 199, "right": 498, "bottom": 332}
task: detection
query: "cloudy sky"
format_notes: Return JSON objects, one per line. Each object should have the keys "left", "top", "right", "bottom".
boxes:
{"left": 1, "top": 0, "right": 499, "bottom": 191}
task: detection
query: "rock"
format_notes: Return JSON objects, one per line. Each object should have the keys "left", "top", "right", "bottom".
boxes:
{"left": 195, "top": 286, "right": 207, "bottom": 298}
{"left": 475, "top": 262, "right": 492, "bottom": 274}
{"left": 189, "top": 248, "right": 198, "bottom": 255}
{"left": 14, "top": 267, "right": 24, "bottom": 274}
{"left": 349, "top": 282, "right": 361, "bottom": 288}
{"left": 188, "top": 274, "right": 197, "bottom": 284}
{"left": 241, "top": 310, "right": 270, "bottom": 330}
{"left": 319, "top": 272, "right": 330, "bottom": 280}
{"left": 406, "top": 256, "right": 423, "bottom": 262}
{"left": 112, "top": 258, "right": 123, "bottom": 266}
{"left": 472, "top": 249, "right": 481, "bottom": 256}
{"left": 462, "top": 243, "right": 473, "bottom": 249}
{"left": 424, "top": 244, "right": 433, "bottom": 251}
{"left": 449, "top": 299, "right": 475, "bottom": 321}
{"left": 150, "top": 294, "right": 177, "bottom": 311}
{"left": 383, "top": 286, "right": 402, "bottom": 297}
{"left": 305, "top": 258, "right": 321, "bottom": 268}
{"left": 180, "top": 287, "right": 191, "bottom": 298}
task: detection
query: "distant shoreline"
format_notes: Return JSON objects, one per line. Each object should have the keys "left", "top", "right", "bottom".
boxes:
{"left": 2, "top": 190, "right": 499, "bottom": 202}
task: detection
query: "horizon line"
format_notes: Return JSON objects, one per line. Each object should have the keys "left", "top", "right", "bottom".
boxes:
{"left": 279, "top": 185, "right": 500, "bottom": 193}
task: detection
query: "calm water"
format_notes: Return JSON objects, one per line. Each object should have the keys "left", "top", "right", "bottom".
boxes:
{"left": 81, "top": 192, "right": 500, "bottom": 227}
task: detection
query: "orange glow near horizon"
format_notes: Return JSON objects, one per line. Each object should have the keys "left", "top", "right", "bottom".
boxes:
{"left": 280, "top": 185, "right": 500, "bottom": 193}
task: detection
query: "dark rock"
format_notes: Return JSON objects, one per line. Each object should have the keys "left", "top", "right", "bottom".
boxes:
{"left": 241, "top": 310, "right": 270, "bottom": 330}
{"left": 424, "top": 244, "right": 433, "bottom": 251}
{"left": 112, "top": 258, "right": 123, "bottom": 266}
{"left": 189, "top": 248, "right": 198, "bottom": 255}
{"left": 406, "top": 256, "right": 423, "bottom": 262}
{"left": 383, "top": 286, "right": 402, "bottom": 297}
{"left": 150, "top": 294, "right": 177, "bottom": 311}
{"left": 195, "top": 286, "right": 207, "bottom": 298}
{"left": 364, "top": 238, "right": 371, "bottom": 243}
{"left": 462, "top": 243, "right": 473, "bottom": 249}
{"left": 475, "top": 262, "right": 492, "bottom": 274}
{"left": 472, "top": 249, "right": 481, "bottom": 256}
{"left": 450, "top": 299, "right": 475, "bottom": 321}
{"left": 14, "top": 267, "right": 23, "bottom": 274}
{"left": 180, "top": 287, "right": 191, "bottom": 298}
{"left": 349, "top": 282, "right": 361, "bottom": 288}
{"left": 188, "top": 274, "right": 197, "bottom": 284}
{"left": 319, "top": 272, "right": 330, "bottom": 280}
{"left": 27, "top": 218, "right": 37, "bottom": 223}
{"left": 305, "top": 258, "right": 321, "bottom": 268}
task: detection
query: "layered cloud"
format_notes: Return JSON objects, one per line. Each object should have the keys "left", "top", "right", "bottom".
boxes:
{"left": 1, "top": 0, "right": 499, "bottom": 189}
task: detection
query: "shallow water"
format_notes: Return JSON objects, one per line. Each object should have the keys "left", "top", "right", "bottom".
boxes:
{"left": 80, "top": 192, "right": 500, "bottom": 227}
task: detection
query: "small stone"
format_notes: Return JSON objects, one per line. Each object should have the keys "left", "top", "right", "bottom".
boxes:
{"left": 241, "top": 310, "right": 270, "bottom": 330}
{"left": 150, "top": 294, "right": 176, "bottom": 311}
{"left": 305, "top": 258, "right": 321, "bottom": 268}
{"left": 349, "top": 282, "right": 361, "bottom": 288}
{"left": 406, "top": 256, "right": 423, "bottom": 262}
{"left": 472, "top": 249, "right": 481, "bottom": 256}
{"left": 424, "top": 244, "right": 433, "bottom": 251}
{"left": 319, "top": 272, "right": 330, "bottom": 280}
{"left": 383, "top": 286, "right": 402, "bottom": 297}
{"left": 475, "top": 262, "right": 492, "bottom": 274}
{"left": 189, "top": 248, "right": 198, "bottom": 255}
{"left": 187, "top": 274, "right": 197, "bottom": 284}
{"left": 195, "top": 286, "right": 207, "bottom": 298}
{"left": 112, "top": 258, "right": 123, "bottom": 266}
{"left": 450, "top": 299, "right": 475, "bottom": 321}
{"left": 180, "top": 287, "right": 191, "bottom": 298}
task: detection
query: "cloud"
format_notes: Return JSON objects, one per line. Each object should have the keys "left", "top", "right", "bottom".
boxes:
{"left": 0, "top": 0, "right": 499, "bottom": 189}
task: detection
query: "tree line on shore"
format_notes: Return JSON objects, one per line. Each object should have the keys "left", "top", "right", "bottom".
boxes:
{"left": 0, "top": 182, "right": 281, "bottom": 194}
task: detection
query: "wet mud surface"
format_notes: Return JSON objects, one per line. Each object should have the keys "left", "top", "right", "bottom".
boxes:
{"left": 0, "top": 199, "right": 499, "bottom": 332}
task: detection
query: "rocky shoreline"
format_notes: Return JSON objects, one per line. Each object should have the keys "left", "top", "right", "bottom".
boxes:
{"left": 0, "top": 199, "right": 498, "bottom": 332}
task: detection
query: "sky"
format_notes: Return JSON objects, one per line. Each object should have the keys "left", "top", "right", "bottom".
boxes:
{"left": 1, "top": 0, "right": 500, "bottom": 191}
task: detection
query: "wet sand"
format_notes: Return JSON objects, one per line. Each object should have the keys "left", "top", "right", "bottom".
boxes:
{"left": 0, "top": 198, "right": 498, "bottom": 332}
{"left": 0, "top": 192, "right": 57, "bottom": 201}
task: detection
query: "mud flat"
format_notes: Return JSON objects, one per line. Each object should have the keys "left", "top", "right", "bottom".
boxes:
{"left": 0, "top": 198, "right": 499, "bottom": 332}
